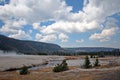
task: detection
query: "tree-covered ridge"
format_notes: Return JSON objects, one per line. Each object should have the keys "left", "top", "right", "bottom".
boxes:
{"left": 0, "top": 34, "right": 63, "bottom": 54}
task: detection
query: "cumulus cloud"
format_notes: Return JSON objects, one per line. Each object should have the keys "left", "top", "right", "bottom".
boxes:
{"left": 40, "top": 0, "right": 120, "bottom": 36}
{"left": 41, "top": 34, "right": 57, "bottom": 42}
{"left": 35, "top": 33, "right": 42, "bottom": 40}
{"left": 35, "top": 33, "right": 57, "bottom": 42}
{"left": 0, "top": 19, "right": 27, "bottom": 34}
{"left": 32, "top": 22, "right": 42, "bottom": 30}
{"left": 76, "top": 39, "right": 84, "bottom": 43}
{"left": 0, "top": 0, "right": 72, "bottom": 40}
{"left": 9, "top": 30, "right": 31, "bottom": 40}
{"left": 89, "top": 27, "right": 119, "bottom": 42}
{"left": 58, "top": 33, "right": 68, "bottom": 42}
{"left": 35, "top": 32, "right": 68, "bottom": 43}
{"left": 0, "top": 0, "right": 72, "bottom": 23}
{"left": 0, "top": 0, "right": 120, "bottom": 43}
{"left": 41, "top": 20, "right": 101, "bottom": 34}
{"left": 89, "top": 17, "right": 119, "bottom": 42}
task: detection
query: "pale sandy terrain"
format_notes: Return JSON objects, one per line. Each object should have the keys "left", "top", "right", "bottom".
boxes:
{"left": 0, "top": 54, "right": 120, "bottom": 71}
{"left": 0, "top": 55, "right": 64, "bottom": 71}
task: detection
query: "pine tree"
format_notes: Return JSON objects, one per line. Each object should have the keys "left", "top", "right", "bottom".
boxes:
{"left": 62, "top": 60, "right": 69, "bottom": 71}
{"left": 94, "top": 58, "right": 100, "bottom": 67}
{"left": 84, "top": 56, "right": 91, "bottom": 68}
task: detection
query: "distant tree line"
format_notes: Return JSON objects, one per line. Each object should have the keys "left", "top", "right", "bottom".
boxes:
{"left": 50, "top": 49, "right": 120, "bottom": 56}
{"left": 1, "top": 48, "right": 120, "bottom": 56}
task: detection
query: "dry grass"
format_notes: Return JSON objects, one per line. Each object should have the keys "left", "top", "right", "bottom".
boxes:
{"left": 0, "top": 66, "right": 119, "bottom": 80}
{"left": 64, "top": 55, "right": 85, "bottom": 60}
{"left": 96, "top": 64, "right": 120, "bottom": 69}
{"left": 98, "top": 56, "right": 119, "bottom": 60}
{"left": 96, "top": 69, "right": 120, "bottom": 80}
{"left": 0, "top": 67, "right": 94, "bottom": 80}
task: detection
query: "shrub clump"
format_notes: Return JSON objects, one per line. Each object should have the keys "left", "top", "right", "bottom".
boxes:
{"left": 53, "top": 60, "right": 69, "bottom": 72}
{"left": 19, "top": 66, "right": 29, "bottom": 75}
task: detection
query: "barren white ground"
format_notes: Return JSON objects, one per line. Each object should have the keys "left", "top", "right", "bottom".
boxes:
{"left": 0, "top": 51, "right": 120, "bottom": 71}
{"left": 0, "top": 55, "right": 64, "bottom": 71}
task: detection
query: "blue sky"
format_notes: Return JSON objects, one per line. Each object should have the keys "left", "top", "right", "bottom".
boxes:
{"left": 0, "top": 0, "right": 120, "bottom": 48}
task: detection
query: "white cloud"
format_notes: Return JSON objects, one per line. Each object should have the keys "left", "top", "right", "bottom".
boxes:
{"left": 58, "top": 33, "right": 68, "bottom": 42}
{"left": 32, "top": 23, "right": 40, "bottom": 30}
{"left": 40, "top": 0, "right": 120, "bottom": 35}
{"left": 41, "top": 34, "right": 57, "bottom": 42}
{"left": 0, "top": 0, "right": 72, "bottom": 23}
{"left": 76, "top": 39, "right": 84, "bottom": 43}
{"left": 35, "top": 33, "right": 68, "bottom": 42}
{"left": 35, "top": 33, "right": 42, "bottom": 40}
{"left": 0, "top": 0, "right": 72, "bottom": 39}
{"left": 83, "top": 0, "right": 120, "bottom": 22}
{"left": 89, "top": 27, "right": 118, "bottom": 42}
{"left": 0, "top": 0, "right": 120, "bottom": 44}
{"left": 0, "top": 19, "right": 27, "bottom": 34}
{"left": 35, "top": 33, "right": 57, "bottom": 42}
{"left": 9, "top": 30, "right": 31, "bottom": 40}
{"left": 41, "top": 20, "right": 101, "bottom": 34}
{"left": 89, "top": 17, "right": 119, "bottom": 42}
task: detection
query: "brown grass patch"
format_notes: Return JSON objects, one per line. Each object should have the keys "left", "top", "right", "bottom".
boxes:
{"left": 0, "top": 66, "right": 95, "bottom": 80}
{"left": 0, "top": 68, "right": 119, "bottom": 80}
{"left": 65, "top": 55, "right": 85, "bottom": 60}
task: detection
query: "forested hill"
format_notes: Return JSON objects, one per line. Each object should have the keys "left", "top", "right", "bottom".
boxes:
{"left": 0, "top": 34, "right": 63, "bottom": 54}
{"left": 0, "top": 34, "right": 119, "bottom": 55}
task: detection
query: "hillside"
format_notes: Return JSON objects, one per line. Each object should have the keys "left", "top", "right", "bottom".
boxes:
{"left": 0, "top": 34, "right": 119, "bottom": 55}
{"left": 0, "top": 35, "right": 63, "bottom": 54}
